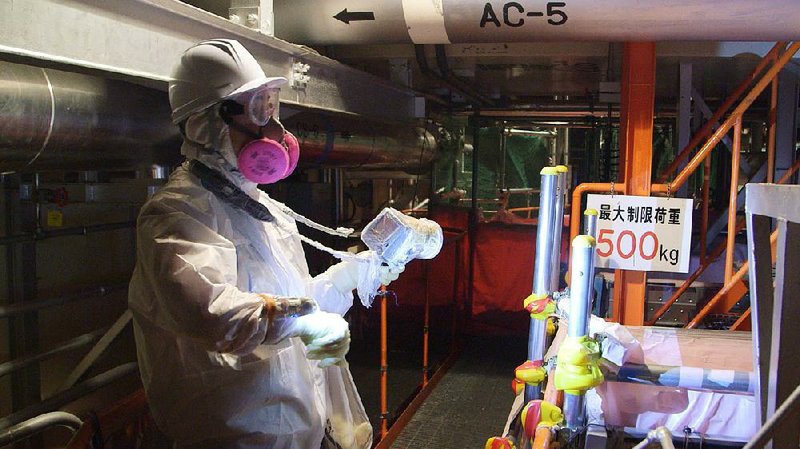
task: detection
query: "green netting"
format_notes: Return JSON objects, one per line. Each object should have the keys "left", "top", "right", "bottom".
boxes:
{"left": 434, "top": 126, "right": 550, "bottom": 207}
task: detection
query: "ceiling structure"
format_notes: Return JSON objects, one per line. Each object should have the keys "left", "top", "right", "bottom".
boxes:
{"left": 183, "top": 0, "right": 800, "bottom": 121}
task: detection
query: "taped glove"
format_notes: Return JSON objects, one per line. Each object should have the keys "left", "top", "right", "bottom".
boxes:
{"left": 291, "top": 311, "right": 351, "bottom": 367}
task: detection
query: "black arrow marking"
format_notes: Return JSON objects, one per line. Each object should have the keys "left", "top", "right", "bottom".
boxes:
{"left": 333, "top": 8, "right": 375, "bottom": 24}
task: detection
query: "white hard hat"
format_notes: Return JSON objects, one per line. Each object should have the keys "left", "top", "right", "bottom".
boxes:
{"left": 168, "top": 39, "right": 287, "bottom": 124}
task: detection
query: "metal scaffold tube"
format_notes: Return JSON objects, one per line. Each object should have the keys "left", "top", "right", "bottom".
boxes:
{"left": 584, "top": 209, "right": 598, "bottom": 239}
{"left": 525, "top": 167, "right": 559, "bottom": 402}
{"left": 549, "top": 166, "right": 568, "bottom": 292}
{"left": 563, "top": 235, "right": 597, "bottom": 429}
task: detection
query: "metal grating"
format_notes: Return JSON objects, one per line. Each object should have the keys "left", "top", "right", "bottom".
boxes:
{"left": 392, "top": 336, "right": 523, "bottom": 448}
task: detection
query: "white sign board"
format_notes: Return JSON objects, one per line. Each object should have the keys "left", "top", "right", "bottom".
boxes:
{"left": 586, "top": 194, "right": 693, "bottom": 273}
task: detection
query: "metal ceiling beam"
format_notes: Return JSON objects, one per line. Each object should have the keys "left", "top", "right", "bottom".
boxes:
{"left": 0, "top": 0, "right": 419, "bottom": 124}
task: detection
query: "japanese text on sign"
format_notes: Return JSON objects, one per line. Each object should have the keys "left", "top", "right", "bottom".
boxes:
{"left": 587, "top": 194, "right": 693, "bottom": 273}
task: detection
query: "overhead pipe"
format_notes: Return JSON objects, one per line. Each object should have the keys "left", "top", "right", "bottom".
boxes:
{"left": 0, "top": 60, "right": 437, "bottom": 173}
{"left": 414, "top": 44, "right": 493, "bottom": 108}
{"left": 433, "top": 44, "right": 495, "bottom": 107}
{"left": 0, "top": 60, "right": 180, "bottom": 173}
{"left": 282, "top": 111, "right": 437, "bottom": 172}
{"left": 275, "top": 1, "right": 800, "bottom": 44}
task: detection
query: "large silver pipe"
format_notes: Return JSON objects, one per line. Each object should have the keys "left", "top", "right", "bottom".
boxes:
{"left": 525, "top": 167, "right": 559, "bottom": 402}
{"left": 563, "top": 234, "right": 596, "bottom": 430}
{"left": 283, "top": 112, "right": 436, "bottom": 171}
{"left": 0, "top": 60, "right": 180, "bottom": 172}
{"left": 275, "top": 0, "right": 800, "bottom": 44}
{"left": 0, "top": 60, "right": 436, "bottom": 173}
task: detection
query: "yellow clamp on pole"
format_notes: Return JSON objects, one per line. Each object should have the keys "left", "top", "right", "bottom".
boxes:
{"left": 520, "top": 400, "right": 563, "bottom": 440}
{"left": 554, "top": 335, "right": 604, "bottom": 395}
{"left": 485, "top": 436, "right": 517, "bottom": 449}
{"left": 515, "top": 360, "right": 547, "bottom": 387}
{"left": 523, "top": 293, "right": 555, "bottom": 320}
{"left": 512, "top": 378, "right": 526, "bottom": 395}
{"left": 545, "top": 317, "right": 556, "bottom": 336}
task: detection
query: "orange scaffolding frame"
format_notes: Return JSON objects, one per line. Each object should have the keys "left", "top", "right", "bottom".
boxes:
{"left": 569, "top": 41, "right": 800, "bottom": 325}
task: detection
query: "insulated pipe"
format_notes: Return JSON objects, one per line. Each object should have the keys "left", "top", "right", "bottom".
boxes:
{"left": 0, "top": 60, "right": 436, "bottom": 173}
{"left": 563, "top": 235, "right": 596, "bottom": 430}
{"left": 0, "top": 60, "right": 180, "bottom": 172}
{"left": 275, "top": 1, "right": 800, "bottom": 44}
{"left": 526, "top": 167, "right": 558, "bottom": 402}
{"left": 283, "top": 112, "right": 437, "bottom": 171}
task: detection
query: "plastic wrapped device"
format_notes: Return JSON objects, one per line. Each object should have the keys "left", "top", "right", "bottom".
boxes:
{"left": 279, "top": 205, "right": 443, "bottom": 308}
{"left": 361, "top": 208, "right": 443, "bottom": 269}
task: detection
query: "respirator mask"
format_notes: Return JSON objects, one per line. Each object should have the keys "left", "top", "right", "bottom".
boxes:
{"left": 219, "top": 87, "right": 299, "bottom": 184}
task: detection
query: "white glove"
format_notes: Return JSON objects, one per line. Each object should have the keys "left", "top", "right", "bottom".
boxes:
{"left": 326, "top": 258, "right": 360, "bottom": 294}
{"left": 327, "top": 252, "right": 406, "bottom": 294}
{"left": 378, "top": 264, "right": 404, "bottom": 286}
{"left": 281, "top": 311, "right": 351, "bottom": 367}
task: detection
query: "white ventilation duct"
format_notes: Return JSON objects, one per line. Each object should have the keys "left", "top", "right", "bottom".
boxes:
{"left": 275, "top": 0, "right": 800, "bottom": 44}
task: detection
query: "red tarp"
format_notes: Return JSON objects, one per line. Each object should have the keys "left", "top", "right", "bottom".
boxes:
{"left": 384, "top": 206, "right": 567, "bottom": 335}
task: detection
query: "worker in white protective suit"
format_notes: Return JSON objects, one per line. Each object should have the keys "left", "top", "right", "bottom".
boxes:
{"left": 128, "top": 39, "right": 402, "bottom": 449}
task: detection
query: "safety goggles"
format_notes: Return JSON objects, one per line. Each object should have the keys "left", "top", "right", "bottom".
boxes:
{"left": 221, "top": 87, "right": 280, "bottom": 127}
{"left": 246, "top": 87, "right": 280, "bottom": 126}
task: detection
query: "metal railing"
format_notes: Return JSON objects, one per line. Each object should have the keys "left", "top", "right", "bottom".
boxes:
{"left": 0, "top": 411, "right": 82, "bottom": 447}
{"left": 647, "top": 159, "right": 800, "bottom": 326}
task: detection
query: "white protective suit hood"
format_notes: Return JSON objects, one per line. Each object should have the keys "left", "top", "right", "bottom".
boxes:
{"left": 128, "top": 108, "right": 372, "bottom": 448}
